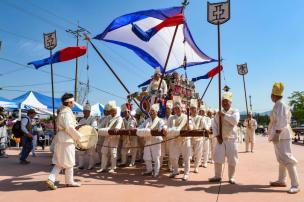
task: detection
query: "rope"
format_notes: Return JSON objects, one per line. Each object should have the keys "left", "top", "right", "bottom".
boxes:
{"left": 76, "top": 135, "right": 181, "bottom": 151}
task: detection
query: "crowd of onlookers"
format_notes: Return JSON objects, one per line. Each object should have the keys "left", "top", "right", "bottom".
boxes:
{"left": 0, "top": 107, "right": 55, "bottom": 159}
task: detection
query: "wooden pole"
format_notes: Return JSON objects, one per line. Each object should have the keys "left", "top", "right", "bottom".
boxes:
{"left": 217, "top": 22, "right": 222, "bottom": 140}
{"left": 50, "top": 50, "right": 56, "bottom": 135}
{"left": 156, "top": 4, "right": 187, "bottom": 94}
{"left": 200, "top": 76, "right": 214, "bottom": 101}
{"left": 85, "top": 36, "right": 142, "bottom": 109}
{"left": 249, "top": 95, "right": 252, "bottom": 111}
{"left": 74, "top": 28, "right": 79, "bottom": 102}
{"left": 243, "top": 74, "right": 249, "bottom": 115}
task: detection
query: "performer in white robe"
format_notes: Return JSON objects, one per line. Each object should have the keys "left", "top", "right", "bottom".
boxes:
{"left": 97, "top": 101, "right": 123, "bottom": 173}
{"left": 138, "top": 104, "right": 164, "bottom": 177}
{"left": 243, "top": 112, "right": 257, "bottom": 152}
{"left": 236, "top": 124, "right": 244, "bottom": 143}
{"left": 96, "top": 105, "right": 111, "bottom": 165}
{"left": 160, "top": 100, "right": 173, "bottom": 170}
{"left": 205, "top": 108, "right": 215, "bottom": 164}
{"left": 135, "top": 108, "right": 146, "bottom": 162}
{"left": 46, "top": 93, "right": 82, "bottom": 190}
{"left": 147, "top": 67, "right": 167, "bottom": 104}
{"left": 166, "top": 98, "right": 192, "bottom": 181}
{"left": 268, "top": 82, "right": 300, "bottom": 194}
{"left": 120, "top": 104, "right": 138, "bottom": 167}
{"left": 209, "top": 92, "right": 240, "bottom": 184}
{"left": 77, "top": 103, "right": 98, "bottom": 170}
{"left": 199, "top": 105, "right": 210, "bottom": 168}
{"left": 190, "top": 100, "right": 205, "bottom": 173}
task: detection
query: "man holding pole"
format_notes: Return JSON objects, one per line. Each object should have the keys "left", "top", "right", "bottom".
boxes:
{"left": 209, "top": 92, "right": 240, "bottom": 184}
{"left": 243, "top": 111, "right": 257, "bottom": 152}
{"left": 147, "top": 67, "right": 168, "bottom": 104}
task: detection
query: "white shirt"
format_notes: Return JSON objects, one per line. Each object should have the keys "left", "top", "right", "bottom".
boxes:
{"left": 139, "top": 116, "right": 165, "bottom": 142}
{"left": 243, "top": 118, "right": 257, "bottom": 133}
{"left": 212, "top": 108, "right": 240, "bottom": 139}
{"left": 147, "top": 79, "right": 168, "bottom": 95}
{"left": 123, "top": 115, "right": 137, "bottom": 129}
{"left": 168, "top": 113, "right": 188, "bottom": 130}
{"left": 268, "top": 99, "right": 293, "bottom": 140}
{"left": 79, "top": 116, "right": 97, "bottom": 128}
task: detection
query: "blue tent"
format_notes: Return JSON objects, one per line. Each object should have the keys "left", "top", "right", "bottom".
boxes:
{"left": 0, "top": 97, "right": 18, "bottom": 109}
{"left": 12, "top": 91, "right": 83, "bottom": 112}
{"left": 91, "top": 103, "right": 104, "bottom": 117}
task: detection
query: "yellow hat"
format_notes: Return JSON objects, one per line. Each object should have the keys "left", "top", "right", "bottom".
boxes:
{"left": 222, "top": 92, "right": 233, "bottom": 102}
{"left": 272, "top": 82, "right": 284, "bottom": 96}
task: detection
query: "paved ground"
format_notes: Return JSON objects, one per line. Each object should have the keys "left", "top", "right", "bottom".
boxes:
{"left": 0, "top": 136, "right": 303, "bottom": 202}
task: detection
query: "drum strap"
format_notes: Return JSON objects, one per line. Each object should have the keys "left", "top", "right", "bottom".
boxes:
{"left": 107, "top": 117, "right": 119, "bottom": 129}
{"left": 148, "top": 117, "right": 160, "bottom": 130}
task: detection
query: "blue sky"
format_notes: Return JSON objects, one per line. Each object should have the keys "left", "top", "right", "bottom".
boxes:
{"left": 0, "top": 0, "right": 303, "bottom": 112}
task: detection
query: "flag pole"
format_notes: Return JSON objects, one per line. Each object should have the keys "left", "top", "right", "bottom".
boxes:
{"left": 84, "top": 35, "right": 142, "bottom": 109}
{"left": 200, "top": 76, "right": 214, "bottom": 101}
{"left": 43, "top": 31, "right": 57, "bottom": 135}
{"left": 156, "top": 0, "right": 189, "bottom": 94}
{"left": 242, "top": 74, "right": 249, "bottom": 116}
{"left": 217, "top": 22, "right": 223, "bottom": 141}
{"left": 50, "top": 50, "right": 56, "bottom": 135}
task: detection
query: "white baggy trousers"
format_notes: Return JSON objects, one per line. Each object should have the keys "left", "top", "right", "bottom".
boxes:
{"left": 273, "top": 139, "right": 299, "bottom": 187}
{"left": 213, "top": 139, "right": 238, "bottom": 179}
{"left": 169, "top": 137, "right": 191, "bottom": 175}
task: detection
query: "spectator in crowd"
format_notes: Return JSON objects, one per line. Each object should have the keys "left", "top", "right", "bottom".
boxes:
{"left": 20, "top": 109, "right": 36, "bottom": 164}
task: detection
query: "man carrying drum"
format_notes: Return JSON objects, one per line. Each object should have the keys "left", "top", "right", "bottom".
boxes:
{"left": 46, "top": 93, "right": 82, "bottom": 190}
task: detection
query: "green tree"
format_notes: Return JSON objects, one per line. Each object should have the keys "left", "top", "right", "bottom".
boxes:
{"left": 255, "top": 114, "right": 269, "bottom": 127}
{"left": 288, "top": 91, "right": 304, "bottom": 125}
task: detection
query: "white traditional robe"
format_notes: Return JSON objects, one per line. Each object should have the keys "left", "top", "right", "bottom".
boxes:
{"left": 121, "top": 116, "right": 138, "bottom": 165}
{"left": 190, "top": 114, "right": 204, "bottom": 169}
{"left": 138, "top": 116, "right": 164, "bottom": 174}
{"left": 212, "top": 108, "right": 240, "bottom": 166}
{"left": 52, "top": 106, "right": 81, "bottom": 168}
{"left": 98, "top": 115, "right": 123, "bottom": 170}
{"left": 268, "top": 99, "right": 299, "bottom": 187}
{"left": 167, "top": 113, "right": 192, "bottom": 175}
{"left": 244, "top": 118, "right": 257, "bottom": 143}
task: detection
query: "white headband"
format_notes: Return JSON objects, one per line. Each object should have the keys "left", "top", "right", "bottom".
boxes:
{"left": 64, "top": 98, "right": 74, "bottom": 102}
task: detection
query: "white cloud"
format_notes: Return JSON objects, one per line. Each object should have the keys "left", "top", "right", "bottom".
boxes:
{"left": 18, "top": 39, "right": 46, "bottom": 58}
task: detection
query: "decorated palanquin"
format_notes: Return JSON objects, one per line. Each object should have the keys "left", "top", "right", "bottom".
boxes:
{"left": 127, "top": 71, "right": 199, "bottom": 118}
{"left": 165, "top": 71, "right": 198, "bottom": 102}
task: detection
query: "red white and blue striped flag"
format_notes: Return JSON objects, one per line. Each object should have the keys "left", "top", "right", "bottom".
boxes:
{"left": 94, "top": 7, "right": 216, "bottom": 73}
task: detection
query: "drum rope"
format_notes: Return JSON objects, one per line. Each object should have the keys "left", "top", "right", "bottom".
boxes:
{"left": 76, "top": 127, "right": 210, "bottom": 151}
{"left": 77, "top": 135, "right": 184, "bottom": 151}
